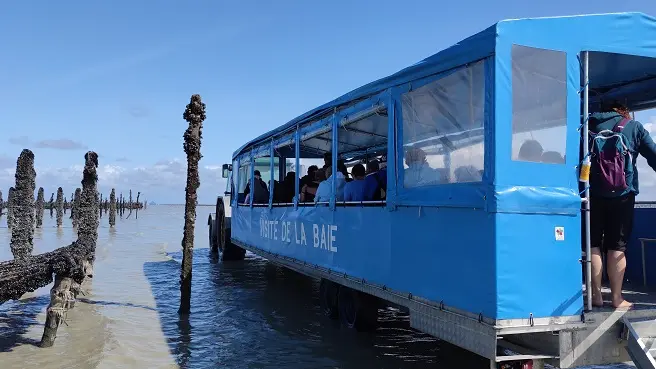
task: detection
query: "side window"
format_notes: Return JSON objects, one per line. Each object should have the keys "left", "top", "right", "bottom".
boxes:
{"left": 237, "top": 162, "right": 250, "bottom": 205}
{"left": 230, "top": 159, "right": 237, "bottom": 205}
{"left": 401, "top": 60, "right": 485, "bottom": 188}
{"left": 511, "top": 45, "right": 567, "bottom": 164}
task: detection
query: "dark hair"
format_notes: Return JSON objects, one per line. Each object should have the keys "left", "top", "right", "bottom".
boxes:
{"left": 518, "top": 140, "right": 543, "bottom": 161}
{"left": 254, "top": 170, "right": 261, "bottom": 176}
{"left": 337, "top": 159, "right": 348, "bottom": 176}
{"left": 315, "top": 168, "right": 327, "bottom": 181}
{"left": 323, "top": 152, "right": 332, "bottom": 166}
{"left": 308, "top": 165, "right": 318, "bottom": 174}
{"left": 600, "top": 100, "right": 631, "bottom": 118}
{"left": 601, "top": 100, "right": 628, "bottom": 112}
{"left": 352, "top": 164, "right": 366, "bottom": 178}
{"left": 366, "top": 160, "right": 380, "bottom": 173}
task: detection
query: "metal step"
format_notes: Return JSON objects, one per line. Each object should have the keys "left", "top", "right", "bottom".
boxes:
{"left": 623, "top": 316, "right": 656, "bottom": 369}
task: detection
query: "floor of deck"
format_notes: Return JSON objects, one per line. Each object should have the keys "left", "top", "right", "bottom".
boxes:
{"left": 583, "top": 282, "right": 656, "bottom": 312}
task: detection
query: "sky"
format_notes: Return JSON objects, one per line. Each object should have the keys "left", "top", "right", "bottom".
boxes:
{"left": 1, "top": 1, "right": 656, "bottom": 204}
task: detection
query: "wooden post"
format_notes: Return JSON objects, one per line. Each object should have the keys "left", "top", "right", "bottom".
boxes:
{"left": 7, "top": 187, "right": 15, "bottom": 228}
{"left": 71, "top": 188, "right": 81, "bottom": 228}
{"left": 179, "top": 94, "right": 205, "bottom": 315}
{"left": 0, "top": 190, "right": 4, "bottom": 217}
{"left": 136, "top": 191, "right": 140, "bottom": 219}
{"left": 109, "top": 188, "right": 116, "bottom": 227}
{"left": 56, "top": 187, "right": 64, "bottom": 227}
{"left": 40, "top": 151, "right": 100, "bottom": 347}
{"left": 10, "top": 149, "right": 36, "bottom": 260}
{"left": 35, "top": 187, "right": 45, "bottom": 228}
{"left": 49, "top": 192, "right": 54, "bottom": 218}
{"left": 40, "top": 276, "right": 73, "bottom": 347}
{"left": 77, "top": 152, "right": 99, "bottom": 261}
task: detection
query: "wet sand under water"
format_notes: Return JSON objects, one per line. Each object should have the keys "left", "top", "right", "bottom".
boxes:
{"left": 0, "top": 206, "right": 629, "bottom": 369}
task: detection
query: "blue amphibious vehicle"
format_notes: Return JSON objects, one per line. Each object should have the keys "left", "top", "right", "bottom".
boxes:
{"left": 209, "top": 12, "right": 656, "bottom": 369}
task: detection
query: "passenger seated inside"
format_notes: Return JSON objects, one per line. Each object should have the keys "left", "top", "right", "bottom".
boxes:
{"left": 323, "top": 151, "right": 332, "bottom": 170}
{"left": 300, "top": 165, "right": 318, "bottom": 192}
{"left": 587, "top": 100, "right": 656, "bottom": 309}
{"left": 344, "top": 163, "right": 367, "bottom": 202}
{"left": 338, "top": 159, "right": 352, "bottom": 182}
{"left": 271, "top": 179, "right": 284, "bottom": 203}
{"left": 404, "top": 147, "right": 448, "bottom": 186}
{"left": 315, "top": 165, "right": 346, "bottom": 203}
{"left": 518, "top": 139, "right": 544, "bottom": 162}
{"left": 363, "top": 159, "right": 387, "bottom": 200}
{"left": 281, "top": 172, "right": 296, "bottom": 203}
{"left": 300, "top": 168, "right": 322, "bottom": 202}
{"left": 454, "top": 165, "right": 482, "bottom": 182}
{"left": 541, "top": 151, "right": 564, "bottom": 164}
{"left": 244, "top": 170, "right": 269, "bottom": 204}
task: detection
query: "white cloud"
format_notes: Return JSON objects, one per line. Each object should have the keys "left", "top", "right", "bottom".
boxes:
{"left": 0, "top": 158, "right": 226, "bottom": 204}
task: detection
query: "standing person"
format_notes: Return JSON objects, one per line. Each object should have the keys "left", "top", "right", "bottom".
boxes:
{"left": 588, "top": 101, "right": 656, "bottom": 309}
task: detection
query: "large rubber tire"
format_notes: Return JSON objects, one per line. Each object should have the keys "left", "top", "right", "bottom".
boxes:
{"left": 213, "top": 196, "right": 246, "bottom": 262}
{"left": 319, "top": 279, "right": 339, "bottom": 319}
{"left": 337, "top": 287, "right": 379, "bottom": 332}
{"left": 208, "top": 214, "right": 217, "bottom": 252}
{"left": 215, "top": 197, "right": 226, "bottom": 254}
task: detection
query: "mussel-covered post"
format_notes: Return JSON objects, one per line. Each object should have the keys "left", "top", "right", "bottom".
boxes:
{"left": 36, "top": 187, "right": 45, "bottom": 228}
{"left": 179, "top": 94, "right": 205, "bottom": 315}
{"left": 41, "top": 151, "right": 100, "bottom": 348}
{"left": 49, "top": 192, "right": 54, "bottom": 218}
{"left": 10, "top": 149, "right": 36, "bottom": 260}
{"left": 135, "top": 191, "right": 141, "bottom": 219}
{"left": 56, "top": 188, "right": 64, "bottom": 227}
{"left": 78, "top": 152, "right": 100, "bottom": 263}
{"left": 7, "top": 187, "right": 15, "bottom": 228}
{"left": 0, "top": 190, "right": 4, "bottom": 216}
{"left": 72, "top": 188, "right": 81, "bottom": 228}
{"left": 109, "top": 188, "right": 116, "bottom": 227}
{"left": 99, "top": 193, "right": 103, "bottom": 218}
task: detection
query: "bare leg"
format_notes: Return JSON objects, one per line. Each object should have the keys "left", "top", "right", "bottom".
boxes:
{"left": 607, "top": 250, "right": 632, "bottom": 309}
{"left": 590, "top": 247, "right": 604, "bottom": 306}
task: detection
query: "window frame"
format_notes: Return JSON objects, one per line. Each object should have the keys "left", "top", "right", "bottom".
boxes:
{"left": 393, "top": 57, "right": 492, "bottom": 209}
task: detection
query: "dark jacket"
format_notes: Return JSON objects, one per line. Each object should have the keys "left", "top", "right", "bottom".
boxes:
{"left": 588, "top": 111, "right": 656, "bottom": 197}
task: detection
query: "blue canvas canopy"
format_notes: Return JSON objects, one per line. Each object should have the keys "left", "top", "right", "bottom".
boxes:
{"left": 233, "top": 12, "right": 656, "bottom": 161}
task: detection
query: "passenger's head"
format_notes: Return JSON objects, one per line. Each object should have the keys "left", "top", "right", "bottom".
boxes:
{"left": 315, "top": 168, "right": 327, "bottom": 182}
{"left": 405, "top": 147, "right": 427, "bottom": 167}
{"left": 254, "top": 170, "right": 261, "bottom": 179}
{"left": 366, "top": 159, "right": 380, "bottom": 174}
{"left": 541, "top": 151, "right": 564, "bottom": 164}
{"left": 324, "top": 165, "right": 333, "bottom": 179}
{"left": 307, "top": 165, "right": 318, "bottom": 176}
{"left": 337, "top": 159, "right": 348, "bottom": 177}
{"left": 323, "top": 152, "right": 332, "bottom": 168}
{"left": 351, "top": 164, "right": 366, "bottom": 180}
{"left": 601, "top": 100, "right": 631, "bottom": 118}
{"left": 454, "top": 166, "right": 481, "bottom": 182}
{"left": 518, "top": 140, "right": 543, "bottom": 162}
{"left": 285, "top": 171, "right": 295, "bottom": 183}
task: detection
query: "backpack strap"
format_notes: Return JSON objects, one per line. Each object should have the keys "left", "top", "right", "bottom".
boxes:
{"left": 612, "top": 117, "right": 631, "bottom": 133}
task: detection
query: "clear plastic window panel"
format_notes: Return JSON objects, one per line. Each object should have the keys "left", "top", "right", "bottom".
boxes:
{"left": 511, "top": 45, "right": 567, "bottom": 164}
{"left": 401, "top": 60, "right": 485, "bottom": 188}
{"left": 339, "top": 111, "right": 388, "bottom": 158}
{"left": 230, "top": 159, "right": 238, "bottom": 198}
{"left": 238, "top": 163, "right": 250, "bottom": 193}
{"left": 254, "top": 156, "right": 272, "bottom": 187}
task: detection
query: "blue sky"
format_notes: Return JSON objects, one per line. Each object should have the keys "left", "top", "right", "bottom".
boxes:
{"left": 1, "top": 1, "right": 656, "bottom": 204}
